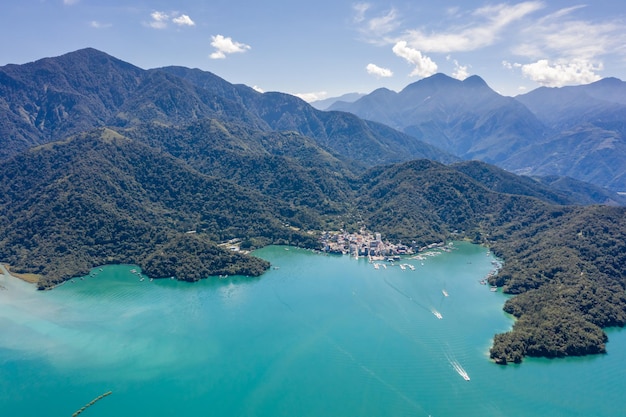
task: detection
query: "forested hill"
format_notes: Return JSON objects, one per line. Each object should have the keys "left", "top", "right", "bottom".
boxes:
{"left": 0, "top": 129, "right": 319, "bottom": 288}
{"left": 117, "top": 118, "right": 356, "bottom": 214}
{"left": 1, "top": 48, "right": 626, "bottom": 364}
{"left": 1, "top": 128, "right": 625, "bottom": 363}
{"left": 355, "top": 159, "right": 626, "bottom": 364}
{"left": 0, "top": 48, "right": 454, "bottom": 167}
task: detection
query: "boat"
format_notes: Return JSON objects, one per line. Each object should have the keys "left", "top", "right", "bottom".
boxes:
{"left": 450, "top": 359, "right": 471, "bottom": 381}
{"left": 490, "top": 286, "right": 498, "bottom": 292}
{"left": 442, "top": 289, "right": 449, "bottom": 297}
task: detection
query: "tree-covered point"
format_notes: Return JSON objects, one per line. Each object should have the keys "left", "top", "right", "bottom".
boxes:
{"left": 142, "top": 233, "right": 270, "bottom": 281}
{"left": 485, "top": 204, "right": 626, "bottom": 363}
{"left": 0, "top": 130, "right": 320, "bottom": 288}
{"left": 354, "top": 160, "right": 626, "bottom": 364}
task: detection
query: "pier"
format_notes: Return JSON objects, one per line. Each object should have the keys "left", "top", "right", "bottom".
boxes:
{"left": 71, "top": 391, "right": 112, "bottom": 417}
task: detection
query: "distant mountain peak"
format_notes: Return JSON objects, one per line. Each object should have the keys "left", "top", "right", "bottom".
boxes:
{"left": 592, "top": 77, "right": 623, "bottom": 86}
{"left": 401, "top": 73, "right": 458, "bottom": 93}
{"left": 462, "top": 75, "right": 488, "bottom": 88}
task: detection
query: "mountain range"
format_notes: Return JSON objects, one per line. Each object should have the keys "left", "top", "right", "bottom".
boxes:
{"left": 1, "top": 48, "right": 626, "bottom": 364}
{"left": 0, "top": 48, "right": 452, "bottom": 167}
{"left": 329, "top": 73, "right": 626, "bottom": 191}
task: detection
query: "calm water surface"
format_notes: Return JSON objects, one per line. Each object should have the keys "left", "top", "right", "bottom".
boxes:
{"left": 0, "top": 242, "right": 624, "bottom": 416}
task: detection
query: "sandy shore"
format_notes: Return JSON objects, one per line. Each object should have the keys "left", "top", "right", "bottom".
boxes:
{"left": 0, "top": 264, "right": 40, "bottom": 284}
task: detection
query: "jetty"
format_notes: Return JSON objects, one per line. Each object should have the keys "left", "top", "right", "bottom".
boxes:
{"left": 71, "top": 391, "right": 112, "bottom": 417}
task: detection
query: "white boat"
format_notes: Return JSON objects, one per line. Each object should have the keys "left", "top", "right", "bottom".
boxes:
{"left": 450, "top": 359, "right": 470, "bottom": 381}
{"left": 442, "top": 289, "right": 449, "bottom": 297}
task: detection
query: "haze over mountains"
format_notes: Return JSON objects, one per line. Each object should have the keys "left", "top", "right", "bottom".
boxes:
{"left": 329, "top": 74, "right": 626, "bottom": 191}
{"left": 1, "top": 48, "right": 626, "bottom": 364}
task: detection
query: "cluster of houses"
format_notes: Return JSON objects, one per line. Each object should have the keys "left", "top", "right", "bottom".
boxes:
{"left": 321, "top": 229, "right": 446, "bottom": 259}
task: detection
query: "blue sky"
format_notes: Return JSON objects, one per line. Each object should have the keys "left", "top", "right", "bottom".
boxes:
{"left": 1, "top": 1, "right": 625, "bottom": 100}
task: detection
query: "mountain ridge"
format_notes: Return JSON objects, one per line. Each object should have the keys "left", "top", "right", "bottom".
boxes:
{"left": 330, "top": 72, "right": 626, "bottom": 190}
{"left": 1, "top": 48, "right": 626, "bottom": 365}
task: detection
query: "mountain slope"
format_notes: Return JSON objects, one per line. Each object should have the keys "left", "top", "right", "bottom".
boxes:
{"left": 329, "top": 73, "right": 546, "bottom": 164}
{"left": 119, "top": 118, "right": 356, "bottom": 214}
{"left": 330, "top": 72, "right": 626, "bottom": 190}
{"left": 309, "top": 92, "right": 365, "bottom": 110}
{"left": 158, "top": 65, "right": 457, "bottom": 167}
{"left": 0, "top": 129, "right": 319, "bottom": 288}
{"left": 534, "top": 175, "right": 626, "bottom": 206}
{"left": 0, "top": 48, "right": 144, "bottom": 157}
{"left": 0, "top": 48, "right": 454, "bottom": 167}
{"left": 354, "top": 159, "right": 626, "bottom": 364}
{"left": 516, "top": 77, "right": 626, "bottom": 130}
{"left": 2, "top": 48, "right": 626, "bottom": 365}
{"left": 511, "top": 79, "right": 626, "bottom": 190}
{"left": 447, "top": 160, "right": 624, "bottom": 206}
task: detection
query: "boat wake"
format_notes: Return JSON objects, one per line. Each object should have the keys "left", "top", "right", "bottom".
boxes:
{"left": 445, "top": 351, "right": 470, "bottom": 381}
{"left": 328, "top": 338, "right": 427, "bottom": 414}
{"left": 451, "top": 360, "right": 470, "bottom": 381}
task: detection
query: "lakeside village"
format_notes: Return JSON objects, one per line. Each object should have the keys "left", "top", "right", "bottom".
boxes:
{"left": 318, "top": 229, "right": 502, "bottom": 289}
{"left": 320, "top": 229, "right": 444, "bottom": 259}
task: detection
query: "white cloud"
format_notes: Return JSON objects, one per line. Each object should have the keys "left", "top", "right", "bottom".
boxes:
{"left": 367, "top": 7, "right": 400, "bottom": 36}
{"left": 502, "top": 60, "right": 522, "bottom": 70}
{"left": 90, "top": 21, "right": 112, "bottom": 29}
{"left": 63, "top": 0, "right": 80, "bottom": 5}
{"left": 446, "top": 7, "right": 461, "bottom": 17}
{"left": 147, "top": 11, "right": 195, "bottom": 30}
{"left": 519, "top": 59, "right": 603, "bottom": 87}
{"left": 294, "top": 91, "right": 328, "bottom": 102}
{"left": 352, "top": 3, "right": 370, "bottom": 23}
{"left": 353, "top": 4, "right": 401, "bottom": 43}
{"left": 392, "top": 41, "right": 437, "bottom": 78}
{"left": 252, "top": 86, "right": 265, "bottom": 93}
{"left": 506, "top": 6, "right": 626, "bottom": 87}
{"left": 209, "top": 35, "right": 251, "bottom": 59}
{"left": 172, "top": 14, "right": 195, "bottom": 27}
{"left": 451, "top": 60, "right": 469, "bottom": 80}
{"left": 149, "top": 11, "right": 169, "bottom": 29}
{"left": 366, "top": 63, "right": 393, "bottom": 78}
{"left": 403, "top": 1, "right": 543, "bottom": 53}
{"left": 514, "top": 6, "right": 625, "bottom": 61}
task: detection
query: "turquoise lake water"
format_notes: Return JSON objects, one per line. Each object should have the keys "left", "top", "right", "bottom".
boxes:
{"left": 1, "top": 242, "right": 625, "bottom": 416}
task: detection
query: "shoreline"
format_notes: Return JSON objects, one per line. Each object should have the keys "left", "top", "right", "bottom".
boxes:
{"left": 0, "top": 264, "right": 40, "bottom": 284}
